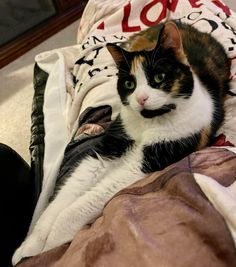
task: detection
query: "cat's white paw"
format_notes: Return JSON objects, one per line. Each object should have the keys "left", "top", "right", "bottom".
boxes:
{"left": 12, "top": 216, "right": 55, "bottom": 265}
{"left": 12, "top": 230, "right": 46, "bottom": 265}
{"left": 12, "top": 244, "right": 23, "bottom": 265}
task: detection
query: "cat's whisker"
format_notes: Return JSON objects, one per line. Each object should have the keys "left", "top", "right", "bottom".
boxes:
{"left": 151, "top": 44, "right": 161, "bottom": 65}
{"left": 118, "top": 67, "right": 130, "bottom": 74}
{"left": 121, "top": 49, "right": 131, "bottom": 69}
{"left": 143, "top": 50, "right": 152, "bottom": 66}
{"left": 152, "top": 57, "right": 169, "bottom": 69}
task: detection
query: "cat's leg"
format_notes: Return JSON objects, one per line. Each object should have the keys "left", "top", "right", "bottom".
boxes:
{"left": 42, "top": 158, "right": 145, "bottom": 251}
{"left": 12, "top": 155, "right": 114, "bottom": 264}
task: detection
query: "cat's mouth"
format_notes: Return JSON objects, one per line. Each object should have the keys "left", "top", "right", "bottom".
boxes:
{"left": 140, "top": 104, "right": 176, "bottom": 118}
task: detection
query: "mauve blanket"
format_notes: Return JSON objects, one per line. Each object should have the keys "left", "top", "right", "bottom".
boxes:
{"left": 17, "top": 147, "right": 236, "bottom": 267}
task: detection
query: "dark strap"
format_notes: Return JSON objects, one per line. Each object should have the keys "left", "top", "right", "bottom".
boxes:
{"left": 30, "top": 63, "right": 48, "bottom": 202}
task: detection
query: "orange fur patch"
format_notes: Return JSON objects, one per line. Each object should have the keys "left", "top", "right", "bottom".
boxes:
{"left": 170, "top": 80, "right": 181, "bottom": 95}
{"left": 131, "top": 56, "right": 145, "bottom": 75}
{"left": 197, "top": 127, "right": 211, "bottom": 150}
{"left": 128, "top": 36, "right": 156, "bottom": 52}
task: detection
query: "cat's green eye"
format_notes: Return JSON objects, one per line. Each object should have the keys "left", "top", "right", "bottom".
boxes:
{"left": 124, "top": 80, "right": 136, "bottom": 90}
{"left": 154, "top": 73, "right": 165, "bottom": 83}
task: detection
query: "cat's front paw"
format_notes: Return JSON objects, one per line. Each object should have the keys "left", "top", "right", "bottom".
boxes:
{"left": 12, "top": 221, "right": 52, "bottom": 265}
{"left": 12, "top": 244, "right": 23, "bottom": 266}
{"left": 12, "top": 230, "right": 46, "bottom": 265}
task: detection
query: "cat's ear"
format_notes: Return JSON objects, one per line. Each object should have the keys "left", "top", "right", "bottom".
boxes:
{"left": 158, "top": 21, "right": 186, "bottom": 62}
{"left": 107, "top": 43, "right": 129, "bottom": 65}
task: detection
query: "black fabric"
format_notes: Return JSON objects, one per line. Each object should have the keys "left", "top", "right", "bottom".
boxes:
{"left": 30, "top": 63, "right": 48, "bottom": 201}
{"left": 0, "top": 144, "right": 34, "bottom": 267}
{"left": 53, "top": 106, "right": 114, "bottom": 194}
{"left": 0, "top": 63, "right": 48, "bottom": 266}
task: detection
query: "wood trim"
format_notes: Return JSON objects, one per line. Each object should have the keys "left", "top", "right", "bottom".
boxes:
{"left": 57, "top": 0, "right": 82, "bottom": 11}
{"left": 0, "top": 0, "right": 87, "bottom": 69}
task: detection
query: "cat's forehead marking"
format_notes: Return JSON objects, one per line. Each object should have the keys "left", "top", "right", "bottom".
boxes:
{"left": 129, "top": 36, "right": 156, "bottom": 52}
{"left": 131, "top": 56, "right": 145, "bottom": 75}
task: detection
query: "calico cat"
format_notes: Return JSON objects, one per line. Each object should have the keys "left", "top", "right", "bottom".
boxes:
{"left": 106, "top": 20, "right": 230, "bottom": 172}
{"left": 13, "top": 21, "right": 230, "bottom": 262}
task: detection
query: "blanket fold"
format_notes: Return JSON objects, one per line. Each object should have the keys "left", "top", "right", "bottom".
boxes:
{"left": 17, "top": 147, "right": 236, "bottom": 267}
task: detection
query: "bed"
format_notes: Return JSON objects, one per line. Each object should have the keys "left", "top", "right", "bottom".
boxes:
{"left": 13, "top": 0, "right": 236, "bottom": 266}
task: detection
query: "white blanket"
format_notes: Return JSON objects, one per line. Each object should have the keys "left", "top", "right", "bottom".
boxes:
{"left": 13, "top": 0, "right": 236, "bottom": 264}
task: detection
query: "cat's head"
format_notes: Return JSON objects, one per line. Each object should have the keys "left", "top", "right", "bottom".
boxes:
{"left": 107, "top": 21, "right": 194, "bottom": 119}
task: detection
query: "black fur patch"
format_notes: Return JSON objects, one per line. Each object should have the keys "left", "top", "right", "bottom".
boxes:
{"left": 55, "top": 116, "right": 134, "bottom": 190}
{"left": 141, "top": 133, "right": 200, "bottom": 173}
{"left": 142, "top": 52, "right": 194, "bottom": 98}
{"left": 93, "top": 115, "right": 134, "bottom": 158}
{"left": 117, "top": 72, "right": 136, "bottom": 106}
{"left": 141, "top": 104, "right": 176, "bottom": 118}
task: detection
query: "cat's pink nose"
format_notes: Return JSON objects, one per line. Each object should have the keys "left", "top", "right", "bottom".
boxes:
{"left": 137, "top": 95, "right": 148, "bottom": 106}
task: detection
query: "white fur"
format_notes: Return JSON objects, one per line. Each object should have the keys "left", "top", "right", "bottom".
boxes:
{"left": 121, "top": 63, "right": 214, "bottom": 145}
{"left": 130, "top": 62, "right": 173, "bottom": 114}
{"left": 12, "top": 147, "right": 145, "bottom": 264}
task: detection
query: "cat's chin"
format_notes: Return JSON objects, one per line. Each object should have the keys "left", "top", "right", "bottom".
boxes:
{"left": 140, "top": 104, "right": 176, "bottom": 118}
